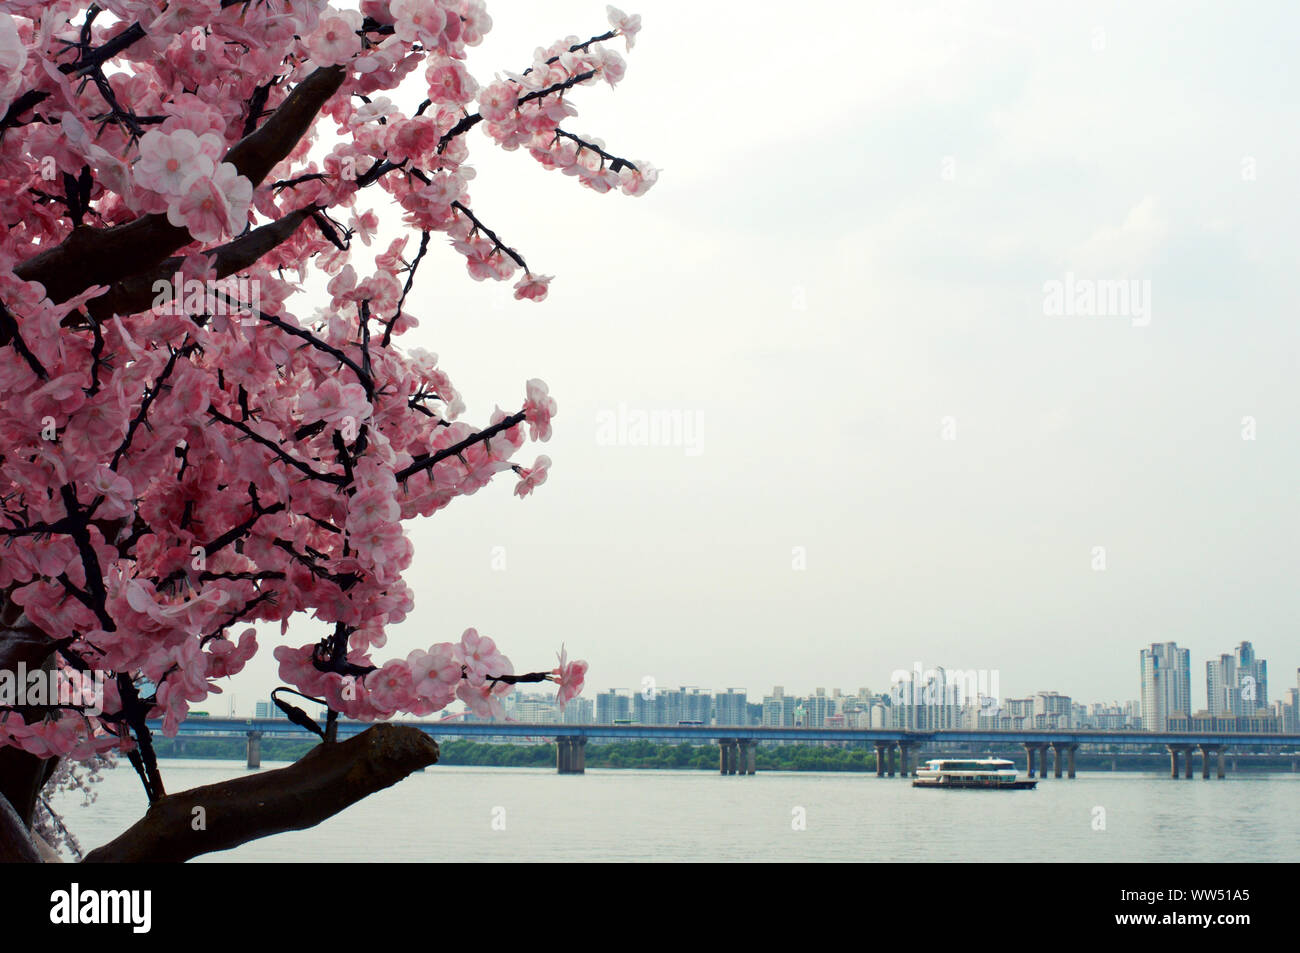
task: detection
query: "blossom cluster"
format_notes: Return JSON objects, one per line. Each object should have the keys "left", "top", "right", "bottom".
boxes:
{"left": 0, "top": 0, "right": 648, "bottom": 762}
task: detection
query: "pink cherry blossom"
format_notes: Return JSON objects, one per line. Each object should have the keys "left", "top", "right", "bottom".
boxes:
{"left": 299, "top": 378, "right": 372, "bottom": 427}
{"left": 307, "top": 9, "right": 363, "bottom": 66}
{"left": 460, "top": 1, "right": 493, "bottom": 45}
{"left": 514, "top": 455, "right": 551, "bottom": 498}
{"left": 522, "top": 378, "right": 557, "bottom": 442}
{"left": 457, "top": 627, "right": 509, "bottom": 681}
{"left": 348, "top": 208, "right": 380, "bottom": 245}
{"left": 366, "top": 660, "right": 416, "bottom": 715}
{"left": 478, "top": 81, "right": 519, "bottom": 123}
{"left": 135, "top": 129, "right": 215, "bottom": 198}
{"left": 166, "top": 163, "right": 253, "bottom": 243}
{"left": 619, "top": 162, "right": 659, "bottom": 197}
{"left": 147, "top": 0, "right": 220, "bottom": 37}
{"left": 409, "top": 643, "right": 461, "bottom": 708}
{"left": 456, "top": 678, "right": 511, "bottom": 719}
{"left": 0, "top": 14, "right": 29, "bottom": 120}
{"left": 207, "top": 628, "right": 258, "bottom": 679}
{"left": 427, "top": 58, "right": 479, "bottom": 105}
{"left": 391, "top": 0, "right": 446, "bottom": 48}
{"left": 552, "top": 644, "right": 589, "bottom": 710}
{"left": 513, "top": 273, "right": 552, "bottom": 301}
{"left": 606, "top": 6, "right": 643, "bottom": 50}
{"left": 87, "top": 465, "right": 135, "bottom": 519}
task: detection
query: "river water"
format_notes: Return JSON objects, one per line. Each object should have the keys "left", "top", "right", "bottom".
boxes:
{"left": 50, "top": 760, "right": 1299, "bottom": 862}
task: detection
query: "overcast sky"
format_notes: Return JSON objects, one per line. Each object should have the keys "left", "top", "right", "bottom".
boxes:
{"left": 223, "top": 0, "right": 1300, "bottom": 717}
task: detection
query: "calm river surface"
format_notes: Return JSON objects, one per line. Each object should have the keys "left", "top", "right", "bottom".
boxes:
{"left": 52, "top": 760, "right": 1299, "bottom": 862}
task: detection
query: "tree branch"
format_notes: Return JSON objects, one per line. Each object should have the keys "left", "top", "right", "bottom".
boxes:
{"left": 0, "top": 792, "right": 41, "bottom": 863}
{"left": 83, "top": 207, "right": 319, "bottom": 322}
{"left": 208, "top": 409, "right": 350, "bottom": 486}
{"left": 396, "top": 410, "right": 525, "bottom": 482}
{"left": 0, "top": 616, "right": 57, "bottom": 828}
{"left": 82, "top": 724, "right": 439, "bottom": 862}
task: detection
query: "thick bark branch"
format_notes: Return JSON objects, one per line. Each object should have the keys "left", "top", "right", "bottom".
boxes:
{"left": 82, "top": 724, "right": 439, "bottom": 863}
{"left": 0, "top": 616, "right": 57, "bottom": 826}
{"left": 84, "top": 206, "right": 318, "bottom": 322}
{"left": 0, "top": 792, "right": 41, "bottom": 863}
{"left": 14, "top": 66, "right": 346, "bottom": 306}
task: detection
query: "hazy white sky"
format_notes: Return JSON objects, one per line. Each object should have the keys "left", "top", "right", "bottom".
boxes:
{"left": 224, "top": 0, "right": 1299, "bottom": 717}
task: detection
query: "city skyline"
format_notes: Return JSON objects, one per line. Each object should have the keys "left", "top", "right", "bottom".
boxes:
{"left": 233, "top": 639, "right": 1298, "bottom": 734}
{"left": 525, "top": 637, "right": 1295, "bottom": 710}
{"left": 221, "top": 625, "right": 1300, "bottom": 721}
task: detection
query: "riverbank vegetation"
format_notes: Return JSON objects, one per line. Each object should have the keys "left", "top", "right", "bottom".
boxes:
{"left": 148, "top": 738, "right": 1299, "bottom": 773}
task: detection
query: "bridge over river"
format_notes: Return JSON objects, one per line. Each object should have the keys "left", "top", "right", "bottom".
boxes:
{"left": 159, "top": 717, "right": 1300, "bottom": 778}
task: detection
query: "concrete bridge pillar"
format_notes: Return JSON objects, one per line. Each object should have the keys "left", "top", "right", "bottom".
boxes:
{"left": 1024, "top": 743, "right": 1036, "bottom": 778}
{"left": 874, "top": 743, "right": 886, "bottom": 777}
{"left": 1183, "top": 745, "right": 1194, "bottom": 779}
{"left": 887, "top": 744, "right": 896, "bottom": 777}
{"left": 246, "top": 730, "right": 262, "bottom": 769}
{"left": 557, "top": 736, "right": 583, "bottom": 774}
{"left": 1067, "top": 744, "right": 1078, "bottom": 779}
{"left": 1218, "top": 748, "right": 1225, "bottom": 779}
{"left": 1051, "top": 742, "right": 1063, "bottom": 779}
{"left": 1168, "top": 745, "right": 1180, "bottom": 778}
{"left": 1199, "top": 745, "right": 1212, "bottom": 780}
{"left": 742, "top": 740, "right": 757, "bottom": 775}
{"left": 1036, "top": 744, "right": 1051, "bottom": 780}
{"left": 898, "top": 742, "right": 912, "bottom": 778}
{"left": 719, "top": 739, "right": 738, "bottom": 775}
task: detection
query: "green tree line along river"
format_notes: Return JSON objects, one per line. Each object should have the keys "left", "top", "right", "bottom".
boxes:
{"left": 148, "top": 738, "right": 1299, "bottom": 772}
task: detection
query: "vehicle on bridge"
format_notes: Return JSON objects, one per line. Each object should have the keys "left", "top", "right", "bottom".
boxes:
{"left": 913, "top": 758, "right": 1037, "bottom": 790}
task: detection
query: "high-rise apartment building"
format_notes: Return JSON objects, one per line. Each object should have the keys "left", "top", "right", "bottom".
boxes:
{"left": 1206, "top": 652, "right": 1236, "bottom": 716}
{"left": 1140, "top": 642, "right": 1191, "bottom": 730}
{"left": 1207, "top": 641, "right": 1269, "bottom": 716}
{"left": 714, "top": 689, "right": 748, "bottom": 726}
{"left": 1234, "top": 641, "right": 1267, "bottom": 713}
{"left": 1034, "top": 691, "right": 1073, "bottom": 729}
{"left": 761, "top": 686, "right": 797, "bottom": 727}
{"left": 887, "top": 668, "right": 963, "bottom": 729}
{"left": 595, "top": 689, "right": 631, "bottom": 725}
{"left": 804, "top": 687, "right": 835, "bottom": 728}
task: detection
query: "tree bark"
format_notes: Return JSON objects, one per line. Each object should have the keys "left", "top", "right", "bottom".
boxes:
{"left": 0, "top": 611, "right": 57, "bottom": 827}
{"left": 84, "top": 207, "right": 319, "bottom": 322}
{"left": 0, "top": 791, "right": 41, "bottom": 862}
{"left": 83, "top": 724, "right": 439, "bottom": 863}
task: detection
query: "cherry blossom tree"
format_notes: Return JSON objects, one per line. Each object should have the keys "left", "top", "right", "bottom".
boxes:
{"left": 0, "top": 0, "right": 649, "bottom": 862}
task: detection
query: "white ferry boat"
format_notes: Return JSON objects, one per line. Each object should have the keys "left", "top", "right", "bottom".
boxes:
{"left": 912, "top": 758, "right": 1036, "bottom": 790}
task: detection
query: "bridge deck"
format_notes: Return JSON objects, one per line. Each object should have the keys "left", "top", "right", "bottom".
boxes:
{"left": 160, "top": 718, "right": 1300, "bottom": 748}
